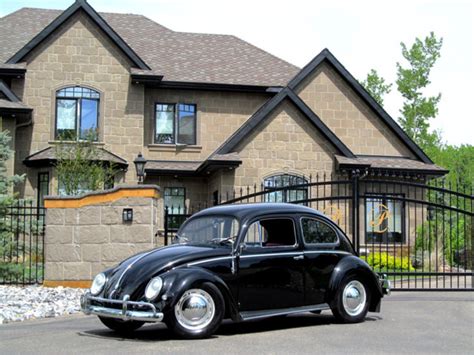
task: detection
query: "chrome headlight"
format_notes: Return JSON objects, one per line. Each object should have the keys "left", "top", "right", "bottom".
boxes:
{"left": 90, "top": 273, "right": 106, "bottom": 295}
{"left": 145, "top": 277, "right": 163, "bottom": 300}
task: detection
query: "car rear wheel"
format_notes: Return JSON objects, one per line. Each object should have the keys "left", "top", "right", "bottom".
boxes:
{"left": 331, "top": 276, "right": 370, "bottom": 323}
{"left": 166, "top": 282, "right": 224, "bottom": 339}
{"left": 98, "top": 316, "right": 144, "bottom": 334}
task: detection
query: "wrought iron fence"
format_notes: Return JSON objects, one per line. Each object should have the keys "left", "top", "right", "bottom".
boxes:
{"left": 0, "top": 200, "right": 45, "bottom": 285}
{"left": 163, "top": 173, "right": 473, "bottom": 291}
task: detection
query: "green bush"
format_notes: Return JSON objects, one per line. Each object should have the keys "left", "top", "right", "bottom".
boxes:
{"left": 414, "top": 215, "right": 471, "bottom": 268}
{"left": 364, "top": 252, "right": 415, "bottom": 272}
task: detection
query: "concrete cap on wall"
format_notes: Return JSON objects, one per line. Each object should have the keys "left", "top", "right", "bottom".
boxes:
{"left": 44, "top": 184, "right": 161, "bottom": 208}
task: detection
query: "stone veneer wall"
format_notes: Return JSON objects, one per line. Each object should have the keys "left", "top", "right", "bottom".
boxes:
{"left": 43, "top": 185, "right": 161, "bottom": 287}
{"left": 295, "top": 63, "right": 414, "bottom": 157}
{"left": 13, "top": 11, "right": 145, "bottom": 198}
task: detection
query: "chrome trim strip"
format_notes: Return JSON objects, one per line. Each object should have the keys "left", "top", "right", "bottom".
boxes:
{"left": 303, "top": 250, "right": 351, "bottom": 255}
{"left": 114, "top": 249, "right": 156, "bottom": 290}
{"left": 240, "top": 251, "right": 303, "bottom": 259}
{"left": 186, "top": 250, "right": 351, "bottom": 267}
{"left": 81, "top": 292, "right": 163, "bottom": 323}
{"left": 240, "top": 303, "right": 330, "bottom": 321}
{"left": 187, "top": 256, "right": 233, "bottom": 267}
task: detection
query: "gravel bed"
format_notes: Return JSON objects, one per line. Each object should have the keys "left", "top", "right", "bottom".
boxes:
{"left": 0, "top": 285, "right": 86, "bottom": 324}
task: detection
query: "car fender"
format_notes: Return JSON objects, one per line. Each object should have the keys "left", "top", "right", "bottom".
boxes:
{"left": 159, "top": 267, "right": 239, "bottom": 320}
{"left": 327, "top": 256, "right": 383, "bottom": 312}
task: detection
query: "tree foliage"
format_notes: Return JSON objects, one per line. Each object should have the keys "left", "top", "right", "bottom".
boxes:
{"left": 361, "top": 32, "right": 473, "bottom": 190}
{"left": 55, "top": 132, "right": 117, "bottom": 196}
{"left": 361, "top": 69, "right": 392, "bottom": 106}
{"left": 396, "top": 32, "right": 443, "bottom": 150}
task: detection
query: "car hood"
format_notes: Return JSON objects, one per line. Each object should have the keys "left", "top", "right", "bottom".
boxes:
{"left": 102, "top": 244, "right": 231, "bottom": 299}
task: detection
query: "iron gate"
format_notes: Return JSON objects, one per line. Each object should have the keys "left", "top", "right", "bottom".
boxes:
{"left": 164, "top": 173, "right": 473, "bottom": 291}
{"left": 0, "top": 200, "right": 45, "bottom": 285}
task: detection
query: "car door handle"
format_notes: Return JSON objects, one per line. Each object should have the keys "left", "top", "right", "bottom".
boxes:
{"left": 293, "top": 255, "right": 304, "bottom": 260}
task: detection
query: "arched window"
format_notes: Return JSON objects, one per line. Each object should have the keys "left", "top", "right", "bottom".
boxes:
{"left": 55, "top": 86, "right": 100, "bottom": 140}
{"left": 263, "top": 174, "right": 308, "bottom": 203}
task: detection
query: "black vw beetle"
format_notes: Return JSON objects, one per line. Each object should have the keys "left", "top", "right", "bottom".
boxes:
{"left": 81, "top": 203, "right": 390, "bottom": 338}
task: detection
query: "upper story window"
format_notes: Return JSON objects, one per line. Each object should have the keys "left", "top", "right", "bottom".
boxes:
{"left": 155, "top": 103, "right": 196, "bottom": 145}
{"left": 263, "top": 174, "right": 308, "bottom": 204}
{"left": 56, "top": 86, "right": 100, "bottom": 140}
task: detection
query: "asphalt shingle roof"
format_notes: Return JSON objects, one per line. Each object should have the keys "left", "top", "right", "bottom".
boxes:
{"left": 0, "top": 7, "right": 299, "bottom": 86}
{"left": 335, "top": 155, "right": 448, "bottom": 175}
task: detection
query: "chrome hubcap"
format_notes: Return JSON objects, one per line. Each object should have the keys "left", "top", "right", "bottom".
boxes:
{"left": 342, "top": 280, "right": 366, "bottom": 316}
{"left": 174, "top": 289, "right": 215, "bottom": 330}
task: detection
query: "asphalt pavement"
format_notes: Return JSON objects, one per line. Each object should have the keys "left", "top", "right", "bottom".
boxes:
{"left": 1, "top": 292, "right": 473, "bottom": 354}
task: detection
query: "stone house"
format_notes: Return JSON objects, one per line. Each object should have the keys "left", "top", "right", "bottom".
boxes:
{"left": 0, "top": 0, "right": 447, "bottom": 246}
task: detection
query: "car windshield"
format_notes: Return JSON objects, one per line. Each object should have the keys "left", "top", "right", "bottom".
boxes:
{"left": 176, "top": 215, "right": 240, "bottom": 245}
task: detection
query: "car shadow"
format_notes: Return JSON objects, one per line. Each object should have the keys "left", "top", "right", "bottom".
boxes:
{"left": 78, "top": 312, "right": 381, "bottom": 342}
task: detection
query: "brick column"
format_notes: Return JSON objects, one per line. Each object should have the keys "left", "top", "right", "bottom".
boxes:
{"left": 43, "top": 185, "right": 161, "bottom": 288}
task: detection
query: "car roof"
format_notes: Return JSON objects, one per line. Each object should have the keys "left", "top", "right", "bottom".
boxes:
{"left": 192, "top": 203, "right": 326, "bottom": 221}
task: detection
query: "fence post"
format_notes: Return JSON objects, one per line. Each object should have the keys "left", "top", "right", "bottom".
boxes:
{"left": 351, "top": 170, "right": 360, "bottom": 253}
{"left": 164, "top": 206, "right": 169, "bottom": 246}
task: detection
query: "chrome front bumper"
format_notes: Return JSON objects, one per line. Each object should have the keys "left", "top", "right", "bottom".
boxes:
{"left": 80, "top": 292, "right": 164, "bottom": 323}
{"left": 379, "top": 274, "right": 391, "bottom": 296}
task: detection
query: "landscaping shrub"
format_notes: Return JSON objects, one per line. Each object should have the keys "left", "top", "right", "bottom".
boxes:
{"left": 364, "top": 252, "right": 415, "bottom": 272}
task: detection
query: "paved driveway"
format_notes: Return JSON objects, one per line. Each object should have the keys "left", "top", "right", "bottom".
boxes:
{"left": 1, "top": 292, "right": 472, "bottom": 354}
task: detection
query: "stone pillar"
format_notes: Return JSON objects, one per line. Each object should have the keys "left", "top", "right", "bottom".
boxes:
{"left": 43, "top": 185, "right": 161, "bottom": 288}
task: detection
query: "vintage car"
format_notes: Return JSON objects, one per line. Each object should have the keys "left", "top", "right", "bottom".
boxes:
{"left": 81, "top": 203, "right": 390, "bottom": 338}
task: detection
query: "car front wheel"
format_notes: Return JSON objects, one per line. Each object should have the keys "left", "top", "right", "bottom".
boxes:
{"left": 331, "top": 276, "right": 370, "bottom": 323}
{"left": 166, "top": 282, "right": 224, "bottom": 339}
{"left": 98, "top": 316, "right": 144, "bottom": 334}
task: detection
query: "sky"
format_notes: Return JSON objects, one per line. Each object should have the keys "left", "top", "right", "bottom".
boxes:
{"left": 1, "top": 0, "right": 473, "bottom": 146}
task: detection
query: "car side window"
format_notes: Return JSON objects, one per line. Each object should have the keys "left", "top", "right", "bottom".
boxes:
{"left": 301, "top": 218, "right": 338, "bottom": 244}
{"left": 244, "top": 218, "right": 296, "bottom": 247}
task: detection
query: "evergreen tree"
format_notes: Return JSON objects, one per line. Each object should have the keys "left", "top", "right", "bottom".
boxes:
{"left": 0, "top": 130, "right": 25, "bottom": 279}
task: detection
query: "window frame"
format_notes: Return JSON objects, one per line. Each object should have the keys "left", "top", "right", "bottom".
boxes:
{"left": 154, "top": 102, "right": 197, "bottom": 145}
{"left": 299, "top": 216, "right": 340, "bottom": 247}
{"left": 55, "top": 86, "right": 100, "bottom": 141}
{"left": 364, "top": 193, "right": 406, "bottom": 244}
{"left": 164, "top": 187, "right": 186, "bottom": 214}
{"left": 241, "top": 216, "right": 299, "bottom": 249}
{"left": 263, "top": 174, "right": 308, "bottom": 204}
{"left": 37, "top": 172, "right": 49, "bottom": 207}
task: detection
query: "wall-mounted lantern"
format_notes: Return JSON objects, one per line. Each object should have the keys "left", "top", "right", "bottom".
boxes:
{"left": 133, "top": 152, "right": 147, "bottom": 184}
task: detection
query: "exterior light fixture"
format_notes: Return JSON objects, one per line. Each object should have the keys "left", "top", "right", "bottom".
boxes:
{"left": 133, "top": 152, "right": 147, "bottom": 184}
{"left": 122, "top": 208, "right": 133, "bottom": 222}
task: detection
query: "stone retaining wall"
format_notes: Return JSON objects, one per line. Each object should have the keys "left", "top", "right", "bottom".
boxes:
{"left": 43, "top": 185, "right": 161, "bottom": 287}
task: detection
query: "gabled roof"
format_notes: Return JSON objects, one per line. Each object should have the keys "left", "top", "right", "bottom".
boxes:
{"left": 215, "top": 87, "right": 355, "bottom": 157}
{"left": 0, "top": 4, "right": 299, "bottom": 86}
{"left": 288, "top": 48, "right": 433, "bottom": 164}
{"left": 23, "top": 146, "right": 128, "bottom": 168}
{"left": 6, "top": 0, "right": 149, "bottom": 70}
{"left": 335, "top": 155, "right": 448, "bottom": 176}
{"left": 145, "top": 153, "right": 241, "bottom": 176}
{"left": 0, "top": 79, "right": 31, "bottom": 114}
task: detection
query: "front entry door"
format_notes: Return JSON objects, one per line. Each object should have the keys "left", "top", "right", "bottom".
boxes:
{"left": 237, "top": 217, "right": 305, "bottom": 311}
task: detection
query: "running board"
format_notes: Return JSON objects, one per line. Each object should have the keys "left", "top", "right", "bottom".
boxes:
{"left": 240, "top": 303, "right": 330, "bottom": 321}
